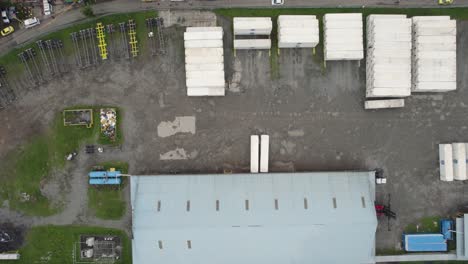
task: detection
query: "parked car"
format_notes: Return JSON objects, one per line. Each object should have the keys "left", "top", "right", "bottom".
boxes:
{"left": 1, "top": 11, "right": 10, "bottom": 24}
{"left": 24, "top": 17, "right": 40, "bottom": 29}
{"left": 1, "top": 26, "right": 14, "bottom": 37}
{"left": 438, "top": 0, "right": 453, "bottom": 4}
{"left": 271, "top": 0, "right": 284, "bottom": 5}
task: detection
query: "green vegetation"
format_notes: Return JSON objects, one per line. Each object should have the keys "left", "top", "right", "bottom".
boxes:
{"left": 0, "top": 106, "right": 122, "bottom": 216}
{"left": 81, "top": 5, "right": 95, "bottom": 18}
{"left": 375, "top": 248, "right": 405, "bottom": 256}
{"left": 4, "top": 225, "right": 131, "bottom": 264}
{"left": 0, "top": 10, "right": 157, "bottom": 77}
{"left": 404, "top": 216, "right": 442, "bottom": 233}
{"left": 88, "top": 162, "right": 128, "bottom": 220}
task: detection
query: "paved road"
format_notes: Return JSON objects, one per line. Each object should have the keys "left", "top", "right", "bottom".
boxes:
{"left": 0, "top": 0, "right": 466, "bottom": 56}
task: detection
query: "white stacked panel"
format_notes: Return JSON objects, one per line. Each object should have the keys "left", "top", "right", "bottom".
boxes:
{"left": 233, "top": 17, "right": 273, "bottom": 35}
{"left": 260, "top": 135, "right": 269, "bottom": 173}
{"left": 184, "top": 27, "right": 225, "bottom": 97}
{"left": 452, "top": 143, "right": 467, "bottom": 180}
{"left": 233, "top": 17, "right": 272, "bottom": 50}
{"left": 278, "top": 15, "right": 319, "bottom": 49}
{"left": 439, "top": 144, "right": 454, "bottom": 182}
{"left": 366, "top": 15, "right": 412, "bottom": 98}
{"left": 234, "top": 39, "right": 271, "bottom": 49}
{"left": 412, "top": 16, "right": 456, "bottom": 92}
{"left": 323, "top": 13, "right": 363, "bottom": 60}
{"left": 465, "top": 143, "right": 468, "bottom": 177}
{"left": 364, "top": 99, "right": 405, "bottom": 109}
{"left": 250, "top": 135, "right": 260, "bottom": 173}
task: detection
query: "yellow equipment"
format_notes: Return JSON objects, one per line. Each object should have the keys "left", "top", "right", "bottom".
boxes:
{"left": 128, "top": 19, "right": 138, "bottom": 57}
{"left": 438, "top": 0, "right": 453, "bottom": 5}
{"left": 96, "top": 22, "right": 108, "bottom": 60}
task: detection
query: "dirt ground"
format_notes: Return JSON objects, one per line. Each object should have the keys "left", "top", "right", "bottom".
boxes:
{"left": 0, "top": 12, "right": 467, "bottom": 252}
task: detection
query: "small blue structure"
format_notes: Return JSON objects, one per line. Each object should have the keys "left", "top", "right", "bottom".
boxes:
{"left": 403, "top": 233, "right": 447, "bottom": 252}
{"left": 89, "top": 177, "right": 122, "bottom": 185}
{"left": 89, "top": 170, "right": 121, "bottom": 178}
{"left": 441, "top": 219, "right": 454, "bottom": 240}
{"left": 88, "top": 170, "right": 122, "bottom": 185}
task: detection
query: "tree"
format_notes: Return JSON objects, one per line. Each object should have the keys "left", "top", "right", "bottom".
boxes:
{"left": 81, "top": 5, "right": 94, "bottom": 18}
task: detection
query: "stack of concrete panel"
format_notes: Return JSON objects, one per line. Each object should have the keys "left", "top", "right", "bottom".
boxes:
{"left": 366, "top": 15, "right": 412, "bottom": 98}
{"left": 412, "top": 16, "right": 456, "bottom": 92}
{"left": 452, "top": 143, "right": 467, "bottom": 181}
{"left": 364, "top": 99, "right": 405, "bottom": 109}
{"left": 250, "top": 135, "right": 260, "bottom": 173}
{"left": 439, "top": 144, "right": 453, "bottom": 182}
{"left": 233, "top": 17, "right": 272, "bottom": 50}
{"left": 277, "top": 15, "right": 319, "bottom": 48}
{"left": 323, "top": 13, "right": 363, "bottom": 60}
{"left": 184, "top": 27, "right": 225, "bottom": 96}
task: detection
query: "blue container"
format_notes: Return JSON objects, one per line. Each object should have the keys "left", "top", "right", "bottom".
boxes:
{"left": 89, "top": 177, "right": 122, "bottom": 185}
{"left": 440, "top": 219, "right": 454, "bottom": 240}
{"left": 89, "top": 171, "right": 121, "bottom": 178}
{"left": 402, "top": 233, "right": 447, "bottom": 252}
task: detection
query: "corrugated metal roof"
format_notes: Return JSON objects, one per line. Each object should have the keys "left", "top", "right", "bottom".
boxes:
{"left": 131, "top": 171, "right": 377, "bottom": 264}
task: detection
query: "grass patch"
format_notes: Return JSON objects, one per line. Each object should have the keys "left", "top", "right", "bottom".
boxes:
{"left": 0, "top": 106, "right": 122, "bottom": 216}
{"left": 0, "top": 109, "right": 98, "bottom": 216}
{"left": 4, "top": 225, "right": 131, "bottom": 264}
{"left": 88, "top": 162, "right": 128, "bottom": 220}
{"left": 0, "top": 10, "right": 157, "bottom": 77}
{"left": 376, "top": 248, "right": 405, "bottom": 256}
{"left": 404, "top": 216, "right": 442, "bottom": 233}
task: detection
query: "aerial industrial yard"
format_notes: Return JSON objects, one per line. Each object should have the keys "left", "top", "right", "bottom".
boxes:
{"left": 0, "top": 1, "right": 468, "bottom": 263}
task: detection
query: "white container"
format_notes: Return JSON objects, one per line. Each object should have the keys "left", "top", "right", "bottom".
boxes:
{"left": 439, "top": 144, "right": 454, "bottom": 181}
{"left": 186, "top": 27, "right": 223, "bottom": 32}
{"left": 250, "top": 135, "right": 260, "bottom": 173}
{"left": 260, "top": 135, "right": 269, "bottom": 173}
{"left": 364, "top": 99, "right": 405, "bottom": 109}
{"left": 234, "top": 17, "right": 272, "bottom": 35}
{"left": 187, "top": 87, "right": 225, "bottom": 96}
{"left": 184, "top": 40, "right": 223, "bottom": 48}
{"left": 234, "top": 39, "right": 271, "bottom": 50}
{"left": 185, "top": 63, "right": 224, "bottom": 72}
{"left": 452, "top": 143, "right": 467, "bottom": 180}
{"left": 184, "top": 31, "right": 223, "bottom": 41}
{"left": 465, "top": 143, "right": 468, "bottom": 177}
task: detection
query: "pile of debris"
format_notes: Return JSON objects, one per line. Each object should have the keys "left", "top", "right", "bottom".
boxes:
{"left": 100, "top": 108, "right": 117, "bottom": 141}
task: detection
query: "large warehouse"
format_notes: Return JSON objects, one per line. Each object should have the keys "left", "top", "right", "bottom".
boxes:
{"left": 130, "top": 171, "right": 378, "bottom": 264}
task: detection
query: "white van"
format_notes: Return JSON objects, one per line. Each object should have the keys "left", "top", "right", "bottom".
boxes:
{"left": 24, "top": 17, "right": 40, "bottom": 29}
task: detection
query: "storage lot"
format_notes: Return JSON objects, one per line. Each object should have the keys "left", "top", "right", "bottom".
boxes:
{"left": 0, "top": 15, "right": 467, "bottom": 251}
